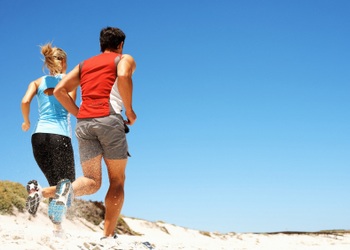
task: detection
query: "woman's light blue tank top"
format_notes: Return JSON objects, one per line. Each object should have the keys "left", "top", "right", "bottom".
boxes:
{"left": 33, "top": 74, "right": 71, "bottom": 137}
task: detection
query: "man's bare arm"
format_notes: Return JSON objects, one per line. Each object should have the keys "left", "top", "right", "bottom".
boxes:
{"left": 54, "top": 65, "right": 80, "bottom": 117}
{"left": 117, "top": 54, "right": 137, "bottom": 125}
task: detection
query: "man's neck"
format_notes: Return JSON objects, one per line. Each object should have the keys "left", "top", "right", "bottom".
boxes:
{"left": 104, "top": 49, "right": 122, "bottom": 54}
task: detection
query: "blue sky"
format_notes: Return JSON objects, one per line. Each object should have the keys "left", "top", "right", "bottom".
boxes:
{"left": 0, "top": 0, "right": 349, "bottom": 233}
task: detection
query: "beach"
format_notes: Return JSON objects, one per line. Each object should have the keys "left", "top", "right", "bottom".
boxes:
{"left": 1, "top": 202, "right": 350, "bottom": 250}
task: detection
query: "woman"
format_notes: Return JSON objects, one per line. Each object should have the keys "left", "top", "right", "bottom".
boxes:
{"left": 21, "top": 43, "right": 76, "bottom": 235}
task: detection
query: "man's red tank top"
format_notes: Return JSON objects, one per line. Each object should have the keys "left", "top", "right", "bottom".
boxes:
{"left": 77, "top": 52, "right": 121, "bottom": 118}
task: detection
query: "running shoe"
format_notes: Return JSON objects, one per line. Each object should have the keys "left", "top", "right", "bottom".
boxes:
{"left": 100, "top": 234, "right": 118, "bottom": 241}
{"left": 48, "top": 179, "right": 73, "bottom": 224}
{"left": 66, "top": 183, "right": 74, "bottom": 208}
{"left": 142, "top": 242, "right": 154, "bottom": 249}
{"left": 96, "top": 235, "right": 154, "bottom": 249}
{"left": 100, "top": 234, "right": 118, "bottom": 248}
{"left": 26, "top": 180, "right": 42, "bottom": 216}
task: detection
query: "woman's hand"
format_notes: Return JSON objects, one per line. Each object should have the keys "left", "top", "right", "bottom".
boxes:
{"left": 22, "top": 122, "right": 30, "bottom": 131}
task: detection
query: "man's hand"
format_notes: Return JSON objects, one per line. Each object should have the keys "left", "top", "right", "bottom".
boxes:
{"left": 125, "top": 109, "right": 137, "bottom": 125}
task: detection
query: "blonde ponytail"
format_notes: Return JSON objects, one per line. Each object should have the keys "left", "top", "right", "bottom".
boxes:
{"left": 40, "top": 42, "right": 67, "bottom": 75}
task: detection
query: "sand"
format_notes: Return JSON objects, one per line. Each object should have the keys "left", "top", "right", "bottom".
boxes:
{"left": 1, "top": 203, "right": 350, "bottom": 250}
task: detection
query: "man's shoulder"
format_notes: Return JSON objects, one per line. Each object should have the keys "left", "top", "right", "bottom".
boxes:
{"left": 119, "top": 54, "right": 136, "bottom": 72}
{"left": 121, "top": 54, "right": 136, "bottom": 65}
{"left": 121, "top": 54, "right": 134, "bottom": 60}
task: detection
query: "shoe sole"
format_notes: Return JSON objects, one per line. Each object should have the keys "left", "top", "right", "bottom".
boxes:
{"left": 26, "top": 180, "right": 41, "bottom": 216}
{"left": 26, "top": 180, "right": 39, "bottom": 193}
{"left": 26, "top": 193, "right": 40, "bottom": 215}
{"left": 48, "top": 179, "right": 72, "bottom": 224}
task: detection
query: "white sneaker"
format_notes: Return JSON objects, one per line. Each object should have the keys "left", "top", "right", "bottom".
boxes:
{"left": 26, "top": 180, "right": 42, "bottom": 216}
{"left": 100, "top": 234, "right": 118, "bottom": 248}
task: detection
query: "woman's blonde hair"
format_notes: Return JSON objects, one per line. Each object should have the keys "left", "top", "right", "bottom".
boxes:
{"left": 40, "top": 42, "right": 67, "bottom": 75}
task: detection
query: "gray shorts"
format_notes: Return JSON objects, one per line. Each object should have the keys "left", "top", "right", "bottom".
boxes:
{"left": 75, "top": 114, "right": 128, "bottom": 163}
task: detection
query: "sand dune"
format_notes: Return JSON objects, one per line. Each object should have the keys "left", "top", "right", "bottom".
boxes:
{"left": 1, "top": 203, "right": 350, "bottom": 249}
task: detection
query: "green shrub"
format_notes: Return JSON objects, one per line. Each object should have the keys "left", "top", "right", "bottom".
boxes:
{"left": 0, "top": 180, "right": 27, "bottom": 215}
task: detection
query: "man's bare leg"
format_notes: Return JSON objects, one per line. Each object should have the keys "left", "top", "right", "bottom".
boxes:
{"left": 72, "top": 155, "right": 103, "bottom": 197}
{"left": 103, "top": 158, "right": 127, "bottom": 236}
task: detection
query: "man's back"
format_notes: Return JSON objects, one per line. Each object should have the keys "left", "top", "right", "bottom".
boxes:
{"left": 78, "top": 52, "right": 122, "bottom": 118}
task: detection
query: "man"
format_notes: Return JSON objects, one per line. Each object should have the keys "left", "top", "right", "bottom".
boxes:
{"left": 53, "top": 26, "right": 137, "bottom": 238}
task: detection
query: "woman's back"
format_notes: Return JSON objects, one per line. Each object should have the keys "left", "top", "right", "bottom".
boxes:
{"left": 34, "top": 74, "right": 71, "bottom": 137}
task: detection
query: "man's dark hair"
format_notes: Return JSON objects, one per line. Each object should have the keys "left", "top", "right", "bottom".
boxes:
{"left": 100, "top": 27, "right": 126, "bottom": 52}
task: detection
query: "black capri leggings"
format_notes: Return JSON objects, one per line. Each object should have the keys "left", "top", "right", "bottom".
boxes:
{"left": 31, "top": 133, "right": 76, "bottom": 186}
